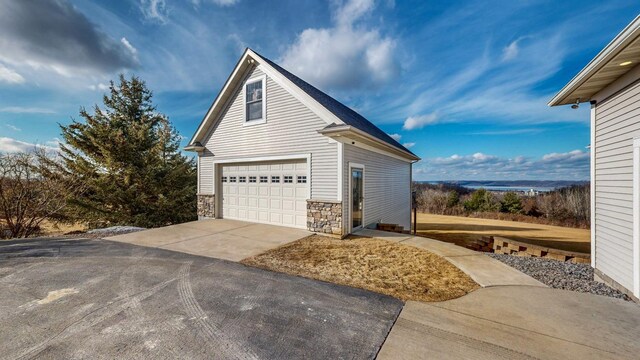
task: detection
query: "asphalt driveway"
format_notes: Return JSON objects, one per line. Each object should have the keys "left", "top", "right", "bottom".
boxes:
{"left": 0, "top": 238, "right": 402, "bottom": 359}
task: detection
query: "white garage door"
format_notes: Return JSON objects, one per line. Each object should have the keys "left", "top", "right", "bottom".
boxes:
{"left": 220, "top": 159, "right": 308, "bottom": 228}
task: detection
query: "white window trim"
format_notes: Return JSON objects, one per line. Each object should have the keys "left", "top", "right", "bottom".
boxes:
{"left": 243, "top": 74, "right": 267, "bottom": 126}
{"left": 348, "top": 163, "right": 365, "bottom": 233}
{"left": 633, "top": 137, "right": 640, "bottom": 298}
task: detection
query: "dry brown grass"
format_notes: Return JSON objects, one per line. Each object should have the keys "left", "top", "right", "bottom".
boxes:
{"left": 241, "top": 235, "right": 479, "bottom": 302}
{"left": 417, "top": 213, "right": 590, "bottom": 254}
{"left": 1, "top": 219, "right": 86, "bottom": 239}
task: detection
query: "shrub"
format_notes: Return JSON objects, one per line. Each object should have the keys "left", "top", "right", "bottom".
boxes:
{"left": 500, "top": 192, "right": 523, "bottom": 214}
{"left": 463, "top": 189, "right": 500, "bottom": 213}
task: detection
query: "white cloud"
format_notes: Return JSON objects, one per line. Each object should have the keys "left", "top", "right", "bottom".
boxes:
{"left": 140, "top": 0, "right": 168, "bottom": 23}
{"left": 502, "top": 40, "right": 520, "bottom": 61}
{"left": 0, "top": 137, "right": 59, "bottom": 153}
{"left": 121, "top": 37, "right": 138, "bottom": 57}
{"left": 0, "top": 0, "right": 138, "bottom": 87}
{"left": 192, "top": 0, "right": 240, "bottom": 6}
{"left": 0, "top": 63, "right": 25, "bottom": 84}
{"left": 403, "top": 142, "right": 416, "bottom": 148}
{"left": 88, "top": 83, "right": 109, "bottom": 91}
{"left": 0, "top": 107, "right": 56, "bottom": 114}
{"left": 5, "top": 124, "right": 21, "bottom": 132}
{"left": 403, "top": 113, "right": 437, "bottom": 130}
{"left": 416, "top": 149, "right": 590, "bottom": 181}
{"left": 389, "top": 133, "right": 402, "bottom": 141}
{"left": 279, "top": 0, "right": 399, "bottom": 90}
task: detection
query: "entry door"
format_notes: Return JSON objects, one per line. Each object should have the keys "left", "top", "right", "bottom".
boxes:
{"left": 351, "top": 167, "right": 364, "bottom": 230}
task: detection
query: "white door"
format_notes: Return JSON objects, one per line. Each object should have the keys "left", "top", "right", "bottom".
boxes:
{"left": 220, "top": 159, "right": 308, "bottom": 228}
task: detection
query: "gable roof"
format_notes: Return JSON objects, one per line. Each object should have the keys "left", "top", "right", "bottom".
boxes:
{"left": 549, "top": 15, "right": 640, "bottom": 106}
{"left": 251, "top": 51, "right": 416, "bottom": 156}
{"left": 188, "top": 48, "right": 419, "bottom": 160}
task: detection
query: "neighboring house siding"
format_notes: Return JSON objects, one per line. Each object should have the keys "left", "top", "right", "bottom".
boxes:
{"left": 200, "top": 66, "right": 338, "bottom": 200}
{"left": 343, "top": 144, "right": 411, "bottom": 230}
{"left": 593, "top": 80, "right": 640, "bottom": 291}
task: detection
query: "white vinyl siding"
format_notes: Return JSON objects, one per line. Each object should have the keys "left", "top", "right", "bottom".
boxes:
{"left": 593, "top": 80, "right": 640, "bottom": 291}
{"left": 342, "top": 143, "right": 411, "bottom": 232}
{"left": 198, "top": 153, "right": 214, "bottom": 194}
{"left": 200, "top": 66, "right": 337, "bottom": 200}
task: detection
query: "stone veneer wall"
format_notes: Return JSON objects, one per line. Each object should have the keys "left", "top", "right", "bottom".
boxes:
{"left": 197, "top": 194, "right": 215, "bottom": 218}
{"left": 307, "top": 200, "right": 343, "bottom": 236}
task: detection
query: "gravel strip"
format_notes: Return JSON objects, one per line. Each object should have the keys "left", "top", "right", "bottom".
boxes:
{"left": 488, "top": 253, "right": 631, "bottom": 301}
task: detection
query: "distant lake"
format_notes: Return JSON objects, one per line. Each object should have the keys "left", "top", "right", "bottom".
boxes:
{"left": 420, "top": 180, "right": 588, "bottom": 193}
{"left": 463, "top": 185, "right": 555, "bottom": 193}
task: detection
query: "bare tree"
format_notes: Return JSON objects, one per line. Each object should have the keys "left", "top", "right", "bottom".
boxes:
{"left": 0, "top": 150, "right": 82, "bottom": 239}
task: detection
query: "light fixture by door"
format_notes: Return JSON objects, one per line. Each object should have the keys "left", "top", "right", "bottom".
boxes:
{"left": 571, "top": 98, "right": 580, "bottom": 109}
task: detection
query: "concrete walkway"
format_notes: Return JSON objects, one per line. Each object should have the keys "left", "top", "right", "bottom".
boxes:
{"left": 378, "top": 286, "right": 640, "bottom": 359}
{"left": 106, "top": 219, "right": 310, "bottom": 262}
{"left": 354, "top": 229, "right": 545, "bottom": 287}
{"left": 355, "top": 229, "right": 640, "bottom": 359}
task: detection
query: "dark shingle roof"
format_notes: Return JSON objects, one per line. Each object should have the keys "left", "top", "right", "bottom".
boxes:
{"left": 253, "top": 51, "right": 417, "bottom": 157}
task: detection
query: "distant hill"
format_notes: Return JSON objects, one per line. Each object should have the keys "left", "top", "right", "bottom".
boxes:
{"left": 419, "top": 180, "right": 589, "bottom": 191}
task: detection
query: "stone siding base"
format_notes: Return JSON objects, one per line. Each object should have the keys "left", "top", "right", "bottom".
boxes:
{"left": 307, "top": 200, "right": 343, "bottom": 236}
{"left": 197, "top": 194, "right": 215, "bottom": 218}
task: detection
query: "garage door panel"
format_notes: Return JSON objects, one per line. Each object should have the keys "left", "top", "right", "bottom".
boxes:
{"left": 282, "top": 188, "right": 295, "bottom": 197}
{"left": 270, "top": 199, "right": 281, "bottom": 209}
{"left": 283, "top": 214, "right": 294, "bottom": 225}
{"left": 270, "top": 213, "right": 282, "bottom": 223}
{"left": 283, "top": 200, "right": 294, "bottom": 211}
{"left": 258, "top": 198, "right": 269, "bottom": 209}
{"left": 221, "top": 159, "right": 308, "bottom": 229}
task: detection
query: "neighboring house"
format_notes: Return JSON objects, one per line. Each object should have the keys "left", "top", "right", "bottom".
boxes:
{"left": 549, "top": 16, "right": 640, "bottom": 300}
{"left": 186, "top": 48, "right": 420, "bottom": 237}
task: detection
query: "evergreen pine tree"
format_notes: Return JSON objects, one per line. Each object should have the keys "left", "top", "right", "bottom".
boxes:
{"left": 59, "top": 75, "right": 196, "bottom": 227}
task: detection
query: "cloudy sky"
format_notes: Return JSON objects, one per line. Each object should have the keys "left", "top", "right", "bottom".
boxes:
{"left": 0, "top": 0, "right": 637, "bottom": 180}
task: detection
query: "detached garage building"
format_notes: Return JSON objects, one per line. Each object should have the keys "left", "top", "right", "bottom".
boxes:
{"left": 550, "top": 16, "right": 640, "bottom": 300}
{"left": 186, "top": 49, "right": 420, "bottom": 237}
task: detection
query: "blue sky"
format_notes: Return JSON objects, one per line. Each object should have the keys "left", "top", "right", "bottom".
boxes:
{"left": 0, "top": 0, "right": 638, "bottom": 181}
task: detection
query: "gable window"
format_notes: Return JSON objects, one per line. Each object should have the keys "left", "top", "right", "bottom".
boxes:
{"left": 245, "top": 76, "right": 266, "bottom": 124}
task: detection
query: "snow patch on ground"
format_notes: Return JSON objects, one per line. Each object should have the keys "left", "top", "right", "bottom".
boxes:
{"left": 88, "top": 226, "right": 145, "bottom": 234}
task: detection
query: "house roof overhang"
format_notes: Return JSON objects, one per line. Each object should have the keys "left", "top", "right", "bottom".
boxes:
{"left": 549, "top": 15, "right": 640, "bottom": 106}
{"left": 318, "top": 124, "right": 421, "bottom": 162}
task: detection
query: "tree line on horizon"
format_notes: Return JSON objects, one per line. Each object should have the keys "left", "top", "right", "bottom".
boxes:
{"left": 414, "top": 182, "right": 590, "bottom": 229}
{"left": 0, "top": 75, "right": 197, "bottom": 239}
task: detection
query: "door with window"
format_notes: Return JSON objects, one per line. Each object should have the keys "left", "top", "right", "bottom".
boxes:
{"left": 351, "top": 167, "right": 364, "bottom": 231}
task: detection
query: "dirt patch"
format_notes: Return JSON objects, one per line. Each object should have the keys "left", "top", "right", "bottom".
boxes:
{"left": 416, "top": 213, "right": 590, "bottom": 254}
{"left": 241, "top": 235, "right": 479, "bottom": 302}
